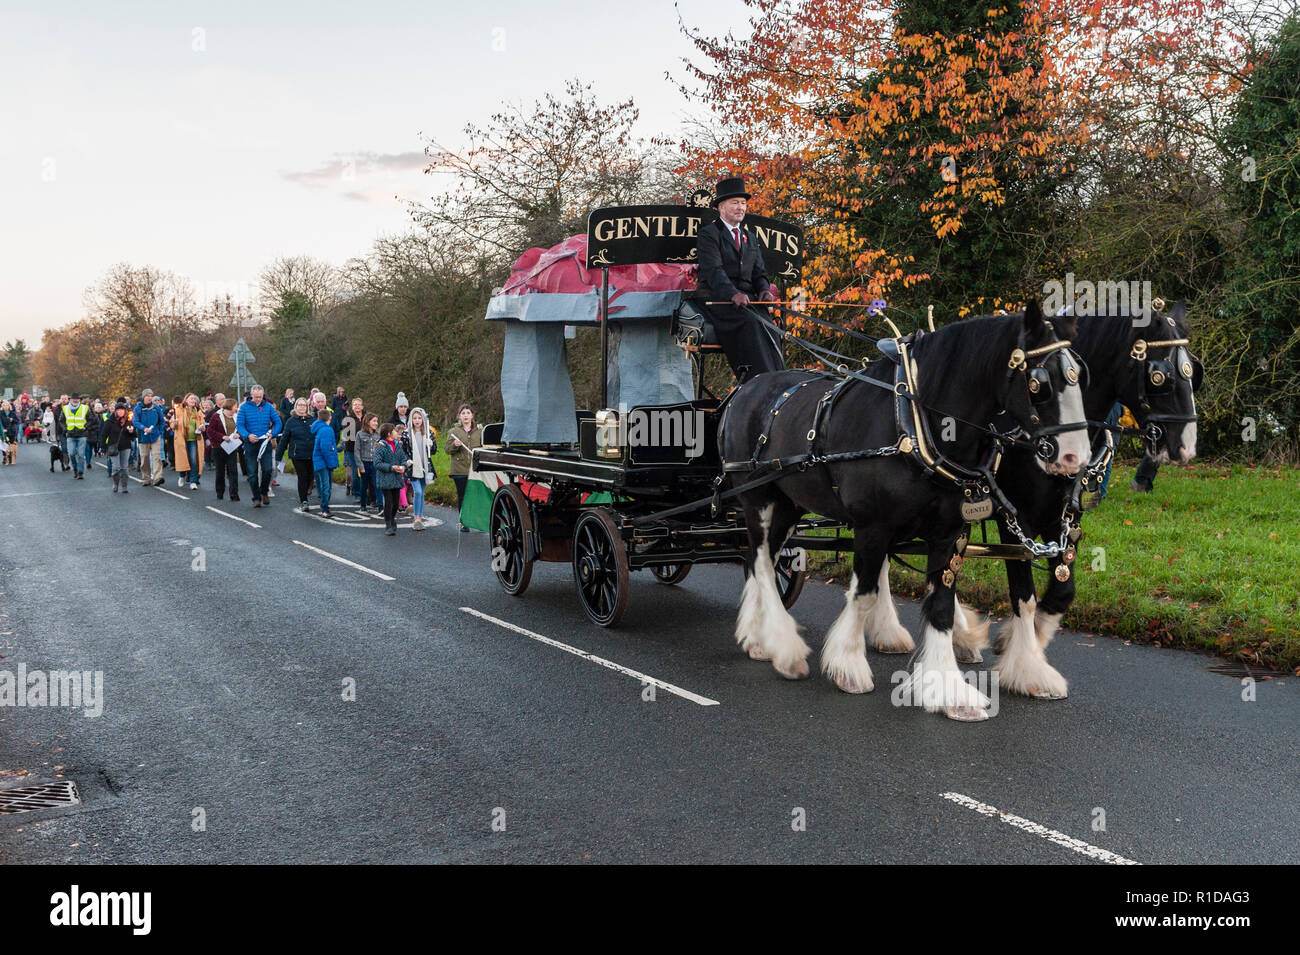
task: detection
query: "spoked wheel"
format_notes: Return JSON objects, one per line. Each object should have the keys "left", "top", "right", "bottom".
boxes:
{"left": 744, "top": 547, "right": 807, "bottom": 610}
{"left": 650, "top": 563, "right": 691, "bottom": 586}
{"left": 572, "top": 509, "right": 630, "bottom": 627}
{"left": 489, "top": 484, "right": 535, "bottom": 596}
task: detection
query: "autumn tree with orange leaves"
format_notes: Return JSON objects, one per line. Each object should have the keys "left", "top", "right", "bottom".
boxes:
{"left": 677, "top": 0, "right": 1248, "bottom": 325}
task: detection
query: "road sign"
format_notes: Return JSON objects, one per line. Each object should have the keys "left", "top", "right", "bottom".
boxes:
{"left": 228, "top": 338, "right": 256, "bottom": 396}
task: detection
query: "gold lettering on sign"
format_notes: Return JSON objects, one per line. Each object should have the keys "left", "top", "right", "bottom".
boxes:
{"left": 594, "top": 220, "right": 616, "bottom": 242}
{"left": 616, "top": 218, "right": 632, "bottom": 240}
{"left": 686, "top": 218, "right": 699, "bottom": 238}
{"left": 634, "top": 216, "right": 651, "bottom": 238}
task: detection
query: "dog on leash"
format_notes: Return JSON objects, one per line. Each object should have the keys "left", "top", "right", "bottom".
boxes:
{"left": 50, "top": 444, "right": 69, "bottom": 472}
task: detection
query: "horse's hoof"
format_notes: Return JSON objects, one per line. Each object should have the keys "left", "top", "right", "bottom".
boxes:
{"left": 831, "top": 672, "right": 874, "bottom": 694}
{"left": 746, "top": 643, "right": 771, "bottom": 661}
{"left": 873, "top": 623, "right": 915, "bottom": 654}
{"left": 945, "top": 705, "right": 991, "bottom": 722}
{"left": 1027, "top": 686, "right": 1068, "bottom": 700}
{"left": 953, "top": 645, "right": 984, "bottom": 664}
{"left": 775, "top": 656, "right": 810, "bottom": 680}
{"left": 824, "top": 658, "right": 874, "bottom": 693}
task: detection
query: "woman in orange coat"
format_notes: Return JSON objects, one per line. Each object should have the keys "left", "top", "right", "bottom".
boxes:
{"left": 172, "top": 392, "right": 206, "bottom": 490}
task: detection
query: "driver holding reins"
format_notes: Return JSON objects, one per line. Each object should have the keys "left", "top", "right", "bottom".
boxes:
{"left": 694, "top": 176, "right": 786, "bottom": 383}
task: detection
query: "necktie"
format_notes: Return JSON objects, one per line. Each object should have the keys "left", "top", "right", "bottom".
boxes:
{"left": 732, "top": 227, "right": 741, "bottom": 249}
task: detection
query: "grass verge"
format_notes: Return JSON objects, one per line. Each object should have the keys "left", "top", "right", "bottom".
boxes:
{"left": 807, "top": 461, "right": 1300, "bottom": 673}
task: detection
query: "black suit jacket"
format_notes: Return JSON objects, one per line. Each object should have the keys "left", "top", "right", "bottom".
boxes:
{"left": 695, "top": 218, "right": 770, "bottom": 303}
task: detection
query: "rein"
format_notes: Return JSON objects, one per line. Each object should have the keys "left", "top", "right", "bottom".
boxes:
{"left": 754, "top": 303, "right": 1082, "bottom": 457}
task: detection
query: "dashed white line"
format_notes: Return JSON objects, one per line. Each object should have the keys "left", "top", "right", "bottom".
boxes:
{"left": 291, "top": 539, "right": 395, "bottom": 581}
{"left": 459, "top": 607, "right": 720, "bottom": 707}
{"left": 940, "top": 792, "right": 1141, "bottom": 865}
{"left": 205, "top": 506, "right": 261, "bottom": 529}
{"left": 0, "top": 490, "right": 64, "bottom": 499}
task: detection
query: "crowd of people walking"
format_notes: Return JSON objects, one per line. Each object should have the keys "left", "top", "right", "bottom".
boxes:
{"left": 0, "top": 385, "right": 485, "bottom": 535}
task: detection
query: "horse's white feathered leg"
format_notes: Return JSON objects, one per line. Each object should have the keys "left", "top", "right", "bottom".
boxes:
{"left": 866, "top": 559, "right": 914, "bottom": 653}
{"left": 953, "top": 599, "right": 990, "bottom": 663}
{"left": 899, "top": 593, "right": 990, "bottom": 721}
{"left": 995, "top": 597, "right": 1068, "bottom": 698}
{"left": 821, "top": 573, "right": 874, "bottom": 693}
{"left": 1033, "top": 608, "right": 1063, "bottom": 649}
{"left": 735, "top": 571, "right": 771, "bottom": 660}
{"left": 737, "top": 504, "right": 808, "bottom": 676}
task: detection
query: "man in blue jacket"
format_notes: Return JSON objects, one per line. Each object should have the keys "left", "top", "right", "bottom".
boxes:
{"left": 133, "top": 388, "right": 167, "bottom": 486}
{"left": 236, "top": 384, "right": 282, "bottom": 508}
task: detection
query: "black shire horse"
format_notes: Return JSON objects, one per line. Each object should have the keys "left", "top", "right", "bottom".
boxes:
{"left": 928, "top": 303, "right": 1201, "bottom": 697}
{"left": 719, "top": 305, "right": 1091, "bottom": 721}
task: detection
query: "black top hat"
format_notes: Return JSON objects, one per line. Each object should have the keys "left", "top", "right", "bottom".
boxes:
{"left": 712, "top": 176, "right": 752, "bottom": 206}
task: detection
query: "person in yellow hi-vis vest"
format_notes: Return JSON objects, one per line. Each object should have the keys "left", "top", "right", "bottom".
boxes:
{"left": 62, "top": 395, "right": 92, "bottom": 479}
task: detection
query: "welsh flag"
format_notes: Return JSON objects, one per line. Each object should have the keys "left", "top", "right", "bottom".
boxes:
{"left": 459, "top": 465, "right": 508, "bottom": 531}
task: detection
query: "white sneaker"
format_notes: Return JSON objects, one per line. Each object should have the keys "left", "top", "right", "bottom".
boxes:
{"left": 178, "top": 476, "right": 185, "bottom": 487}
{"left": 189, "top": 483, "right": 198, "bottom": 490}
{"left": 267, "top": 489, "right": 275, "bottom": 497}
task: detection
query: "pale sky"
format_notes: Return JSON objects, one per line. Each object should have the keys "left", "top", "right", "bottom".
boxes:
{"left": 0, "top": 0, "right": 750, "bottom": 346}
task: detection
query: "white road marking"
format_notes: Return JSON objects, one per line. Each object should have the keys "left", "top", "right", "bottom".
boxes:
{"left": 940, "top": 792, "right": 1141, "bottom": 865}
{"left": 292, "top": 504, "right": 444, "bottom": 529}
{"left": 205, "top": 506, "right": 261, "bottom": 529}
{"left": 0, "top": 490, "right": 64, "bottom": 499}
{"left": 155, "top": 486, "right": 188, "bottom": 500}
{"left": 292, "top": 539, "right": 395, "bottom": 581}
{"left": 459, "top": 607, "right": 720, "bottom": 707}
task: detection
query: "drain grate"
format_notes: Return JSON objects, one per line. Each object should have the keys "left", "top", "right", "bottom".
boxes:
{"left": 0, "top": 780, "right": 81, "bottom": 814}
{"left": 1204, "top": 661, "right": 1273, "bottom": 679}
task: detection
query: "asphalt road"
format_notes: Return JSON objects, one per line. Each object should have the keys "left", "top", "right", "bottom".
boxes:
{"left": 0, "top": 449, "right": 1296, "bottom": 864}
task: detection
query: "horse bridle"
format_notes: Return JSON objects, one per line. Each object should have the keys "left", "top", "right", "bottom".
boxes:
{"left": 1003, "top": 336, "right": 1089, "bottom": 462}
{"left": 1128, "top": 336, "right": 1201, "bottom": 452}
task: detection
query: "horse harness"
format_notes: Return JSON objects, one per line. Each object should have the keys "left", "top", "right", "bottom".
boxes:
{"left": 1127, "top": 331, "right": 1201, "bottom": 452}
{"left": 713, "top": 327, "right": 1089, "bottom": 572}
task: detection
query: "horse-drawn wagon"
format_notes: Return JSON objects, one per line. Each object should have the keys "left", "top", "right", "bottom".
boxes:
{"left": 470, "top": 198, "right": 1202, "bottom": 720}
{"left": 470, "top": 201, "right": 816, "bottom": 626}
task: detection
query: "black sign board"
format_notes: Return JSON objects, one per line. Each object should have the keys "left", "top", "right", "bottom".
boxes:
{"left": 585, "top": 204, "right": 803, "bottom": 283}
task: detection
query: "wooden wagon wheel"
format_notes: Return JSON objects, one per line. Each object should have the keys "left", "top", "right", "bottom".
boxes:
{"left": 650, "top": 563, "right": 692, "bottom": 585}
{"left": 572, "top": 508, "right": 630, "bottom": 627}
{"left": 490, "top": 484, "right": 535, "bottom": 596}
